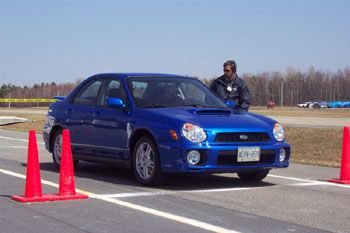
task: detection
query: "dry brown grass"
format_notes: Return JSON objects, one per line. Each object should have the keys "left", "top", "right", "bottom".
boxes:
{"left": 285, "top": 127, "right": 343, "bottom": 167}
{"left": 251, "top": 106, "right": 350, "bottom": 118}
{"left": 0, "top": 114, "right": 46, "bottom": 133}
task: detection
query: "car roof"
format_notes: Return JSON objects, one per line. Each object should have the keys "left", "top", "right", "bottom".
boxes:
{"left": 90, "top": 73, "right": 195, "bottom": 80}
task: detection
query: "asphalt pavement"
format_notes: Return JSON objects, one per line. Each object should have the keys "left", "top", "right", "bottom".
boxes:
{"left": 1, "top": 129, "right": 350, "bottom": 233}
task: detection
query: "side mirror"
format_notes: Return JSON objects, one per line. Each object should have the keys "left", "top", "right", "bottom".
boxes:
{"left": 225, "top": 100, "right": 236, "bottom": 108}
{"left": 107, "top": 98, "right": 126, "bottom": 109}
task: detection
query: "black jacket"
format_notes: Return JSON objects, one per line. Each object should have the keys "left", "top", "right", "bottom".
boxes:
{"left": 210, "top": 74, "right": 251, "bottom": 110}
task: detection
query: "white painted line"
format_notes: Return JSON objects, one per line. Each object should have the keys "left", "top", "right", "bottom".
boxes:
{"left": 91, "top": 192, "right": 162, "bottom": 198}
{"left": 96, "top": 195, "right": 240, "bottom": 233}
{"left": 289, "top": 182, "right": 329, "bottom": 186}
{"left": 0, "top": 146, "right": 28, "bottom": 149}
{"left": 0, "top": 168, "right": 26, "bottom": 179}
{"left": 182, "top": 187, "right": 256, "bottom": 193}
{"left": 268, "top": 174, "right": 312, "bottom": 182}
{"left": 0, "top": 145, "right": 46, "bottom": 149}
{"left": 0, "top": 168, "right": 59, "bottom": 188}
{"left": 0, "top": 167, "right": 240, "bottom": 233}
{"left": 268, "top": 174, "right": 350, "bottom": 189}
{"left": 90, "top": 187, "right": 259, "bottom": 198}
{"left": 41, "top": 179, "right": 59, "bottom": 188}
{"left": 0, "top": 136, "right": 45, "bottom": 145}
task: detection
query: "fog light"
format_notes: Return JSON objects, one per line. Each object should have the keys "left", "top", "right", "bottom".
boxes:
{"left": 187, "top": 150, "right": 201, "bottom": 165}
{"left": 279, "top": 148, "right": 286, "bottom": 162}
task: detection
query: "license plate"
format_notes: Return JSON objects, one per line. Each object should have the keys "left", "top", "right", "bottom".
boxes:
{"left": 237, "top": 147, "right": 260, "bottom": 162}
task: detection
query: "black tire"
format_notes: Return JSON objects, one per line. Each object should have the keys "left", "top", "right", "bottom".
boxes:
{"left": 237, "top": 169, "right": 270, "bottom": 182}
{"left": 132, "top": 136, "right": 165, "bottom": 186}
{"left": 51, "top": 129, "right": 79, "bottom": 170}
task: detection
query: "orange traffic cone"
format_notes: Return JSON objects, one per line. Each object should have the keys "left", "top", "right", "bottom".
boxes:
{"left": 54, "top": 129, "right": 88, "bottom": 200}
{"left": 12, "top": 130, "right": 53, "bottom": 202}
{"left": 328, "top": 126, "right": 350, "bottom": 184}
{"left": 12, "top": 129, "right": 88, "bottom": 203}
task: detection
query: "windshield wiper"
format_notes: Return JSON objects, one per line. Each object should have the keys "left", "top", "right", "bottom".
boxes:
{"left": 142, "top": 104, "right": 169, "bottom": 108}
{"left": 142, "top": 104, "right": 210, "bottom": 108}
{"left": 177, "top": 104, "right": 208, "bottom": 108}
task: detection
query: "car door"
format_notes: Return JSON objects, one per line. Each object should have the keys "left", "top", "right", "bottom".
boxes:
{"left": 91, "top": 79, "right": 130, "bottom": 160}
{"left": 65, "top": 79, "right": 103, "bottom": 155}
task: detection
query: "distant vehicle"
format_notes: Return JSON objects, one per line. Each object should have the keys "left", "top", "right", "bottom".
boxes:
{"left": 319, "top": 101, "right": 328, "bottom": 108}
{"left": 297, "top": 102, "right": 313, "bottom": 108}
{"left": 43, "top": 73, "right": 290, "bottom": 185}
{"left": 328, "top": 101, "right": 350, "bottom": 108}
{"left": 312, "top": 101, "right": 328, "bottom": 109}
{"left": 298, "top": 101, "right": 328, "bottom": 109}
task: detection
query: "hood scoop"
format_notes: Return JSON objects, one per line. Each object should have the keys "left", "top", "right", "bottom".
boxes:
{"left": 193, "top": 109, "right": 232, "bottom": 115}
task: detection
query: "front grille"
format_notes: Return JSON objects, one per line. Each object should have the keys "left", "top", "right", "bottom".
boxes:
{"left": 217, "top": 149, "right": 275, "bottom": 166}
{"left": 215, "top": 132, "right": 270, "bottom": 143}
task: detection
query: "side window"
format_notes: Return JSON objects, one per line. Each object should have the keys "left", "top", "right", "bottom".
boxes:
{"left": 103, "top": 79, "right": 128, "bottom": 107}
{"left": 73, "top": 80, "right": 102, "bottom": 106}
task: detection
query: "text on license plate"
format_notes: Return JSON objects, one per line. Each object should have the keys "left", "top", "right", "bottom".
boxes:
{"left": 237, "top": 147, "right": 260, "bottom": 162}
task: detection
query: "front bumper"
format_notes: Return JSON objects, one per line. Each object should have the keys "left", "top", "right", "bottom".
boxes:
{"left": 159, "top": 141, "right": 290, "bottom": 173}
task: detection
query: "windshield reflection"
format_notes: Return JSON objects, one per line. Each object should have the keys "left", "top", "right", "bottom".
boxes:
{"left": 127, "top": 77, "right": 228, "bottom": 109}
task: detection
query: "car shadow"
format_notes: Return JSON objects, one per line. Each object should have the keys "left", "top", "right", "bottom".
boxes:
{"left": 22, "top": 162, "right": 276, "bottom": 191}
{"left": 158, "top": 173, "right": 274, "bottom": 191}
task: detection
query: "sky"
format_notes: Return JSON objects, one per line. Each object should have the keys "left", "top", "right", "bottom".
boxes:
{"left": 0, "top": 0, "right": 349, "bottom": 86}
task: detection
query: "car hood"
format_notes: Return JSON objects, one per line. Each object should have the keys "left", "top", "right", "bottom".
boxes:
{"left": 141, "top": 108, "right": 276, "bottom": 131}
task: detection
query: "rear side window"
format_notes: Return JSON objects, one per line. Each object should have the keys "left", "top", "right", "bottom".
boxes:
{"left": 73, "top": 80, "right": 102, "bottom": 106}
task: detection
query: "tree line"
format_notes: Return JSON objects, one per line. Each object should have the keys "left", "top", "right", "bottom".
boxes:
{"left": 203, "top": 67, "right": 350, "bottom": 106}
{"left": 0, "top": 80, "right": 81, "bottom": 107}
{"left": 1, "top": 68, "right": 349, "bottom": 107}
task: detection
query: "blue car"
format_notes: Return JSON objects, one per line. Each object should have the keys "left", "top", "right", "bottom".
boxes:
{"left": 43, "top": 73, "right": 290, "bottom": 185}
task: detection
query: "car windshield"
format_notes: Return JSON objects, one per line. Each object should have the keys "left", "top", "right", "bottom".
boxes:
{"left": 127, "top": 77, "right": 228, "bottom": 108}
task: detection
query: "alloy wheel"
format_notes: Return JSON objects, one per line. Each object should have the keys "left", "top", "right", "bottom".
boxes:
{"left": 53, "top": 134, "right": 62, "bottom": 165}
{"left": 135, "top": 142, "right": 155, "bottom": 180}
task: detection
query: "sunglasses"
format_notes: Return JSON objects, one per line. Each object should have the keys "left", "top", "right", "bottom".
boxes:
{"left": 223, "top": 69, "right": 231, "bottom": 72}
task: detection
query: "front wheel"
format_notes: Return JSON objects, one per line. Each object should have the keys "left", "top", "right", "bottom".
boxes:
{"left": 133, "top": 136, "right": 164, "bottom": 186}
{"left": 237, "top": 169, "right": 270, "bottom": 182}
{"left": 52, "top": 129, "right": 79, "bottom": 169}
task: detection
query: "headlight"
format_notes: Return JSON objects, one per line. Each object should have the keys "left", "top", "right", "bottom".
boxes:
{"left": 273, "top": 123, "right": 284, "bottom": 141}
{"left": 182, "top": 123, "right": 207, "bottom": 143}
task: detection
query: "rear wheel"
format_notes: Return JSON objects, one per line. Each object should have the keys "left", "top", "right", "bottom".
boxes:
{"left": 237, "top": 169, "right": 270, "bottom": 182}
{"left": 133, "top": 136, "right": 164, "bottom": 186}
{"left": 52, "top": 129, "right": 78, "bottom": 169}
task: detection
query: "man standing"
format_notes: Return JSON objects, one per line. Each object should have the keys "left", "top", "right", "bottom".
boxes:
{"left": 210, "top": 60, "right": 251, "bottom": 110}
